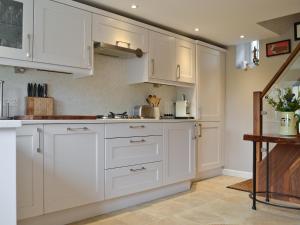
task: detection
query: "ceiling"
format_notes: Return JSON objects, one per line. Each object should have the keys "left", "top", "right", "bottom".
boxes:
{"left": 78, "top": 0, "right": 300, "bottom": 46}
{"left": 258, "top": 13, "right": 300, "bottom": 35}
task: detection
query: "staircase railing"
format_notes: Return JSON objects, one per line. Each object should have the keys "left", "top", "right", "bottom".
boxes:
{"left": 253, "top": 42, "right": 300, "bottom": 162}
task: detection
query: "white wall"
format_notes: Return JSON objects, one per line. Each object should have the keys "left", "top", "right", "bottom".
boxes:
{"left": 0, "top": 55, "right": 177, "bottom": 117}
{"left": 225, "top": 27, "right": 300, "bottom": 172}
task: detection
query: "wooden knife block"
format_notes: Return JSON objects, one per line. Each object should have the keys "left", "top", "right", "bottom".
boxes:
{"left": 26, "top": 97, "right": 54, "bottom": 116}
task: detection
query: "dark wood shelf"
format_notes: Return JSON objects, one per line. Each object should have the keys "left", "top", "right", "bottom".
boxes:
{"left": 244, "top": 134, "right": 300, "bottom": 144}
{"left": 14, "top": 115, "right": 97, "bottom": 120}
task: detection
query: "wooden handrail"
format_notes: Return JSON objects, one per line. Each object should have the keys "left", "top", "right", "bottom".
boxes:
{"left": 261, "top": 42, "right": 300, "bottom": 97}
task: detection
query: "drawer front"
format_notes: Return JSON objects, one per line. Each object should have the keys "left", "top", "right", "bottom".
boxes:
{"left": 105, "top": 123, "right": 163, "bottom": 138}
{"left": 105, "top": 136, "right": 163, "bottom": 169}
{"left": 105, "top": 162, "right": 163, "bottom": 199}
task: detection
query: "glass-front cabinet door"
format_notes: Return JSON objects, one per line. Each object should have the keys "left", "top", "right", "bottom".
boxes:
{"left": 0, "top": 0, "right": 33, "bottom": 61}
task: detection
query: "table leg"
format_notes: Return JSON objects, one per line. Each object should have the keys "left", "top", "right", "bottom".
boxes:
{"left": 252, "top": 141, "right": 257, "bottom": 210}
{"left": 266, "top": 142, "right": 270, "bottom": 202}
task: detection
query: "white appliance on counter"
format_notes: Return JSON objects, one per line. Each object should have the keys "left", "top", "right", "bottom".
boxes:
{"left": 175, "top": 94, "right": 191, "bottom": 118}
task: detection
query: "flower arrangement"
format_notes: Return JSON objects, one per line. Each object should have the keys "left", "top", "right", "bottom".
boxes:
{"left": 265, "top": 88, "right": 300, "bottom": 112}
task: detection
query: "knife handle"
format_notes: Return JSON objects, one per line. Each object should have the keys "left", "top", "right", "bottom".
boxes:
{"left": 43, "top": 84, "right": 48, "bottom": 98}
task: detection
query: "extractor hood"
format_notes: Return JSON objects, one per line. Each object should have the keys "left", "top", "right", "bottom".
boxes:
{"left": 94, "top": 42, "right": 143, "bottom": 58}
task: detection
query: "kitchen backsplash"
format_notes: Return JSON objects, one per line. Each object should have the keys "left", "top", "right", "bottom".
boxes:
{"left": 0, "top": 55, "right": 177, "bottom": 116}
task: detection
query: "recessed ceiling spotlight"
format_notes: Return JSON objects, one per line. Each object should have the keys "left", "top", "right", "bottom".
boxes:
{"left": 194, "top": 28, "right": 199, "bottom": 32}
{"left": 240, "top": 35, "right": 245, "bottom": 39}
{"left": 131, "top": 4, "right": 138, "bottom": 9}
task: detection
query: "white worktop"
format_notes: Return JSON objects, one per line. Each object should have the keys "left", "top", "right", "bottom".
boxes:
{"left": 19, "top": 118, "right": 196, "bottom": 125}
{"left": 0, "top": 120, "right": 22, "bottom": 128}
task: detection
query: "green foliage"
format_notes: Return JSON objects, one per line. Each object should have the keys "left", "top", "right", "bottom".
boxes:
{"left": 265, "top": 88, "right": 300, "bottom": 112}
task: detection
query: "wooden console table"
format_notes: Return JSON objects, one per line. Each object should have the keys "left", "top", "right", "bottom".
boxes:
{"left": 244, "top": 134, "right": 300, "bottom": 210}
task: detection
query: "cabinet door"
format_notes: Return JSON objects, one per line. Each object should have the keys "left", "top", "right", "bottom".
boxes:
{"left": 197, "top": 45, "right": 225, "bottom": 121}
{"left": 16, "top": 125, "right": 43, "bottom": 220}
{"left": 93, "top": 14, "right": 148, "bottom": 52}
{"left": 149, "top": 31, "right": 176, "bottom": 81}
{"left": 44, "top": 124, "right": 105, "bottom": 213}
{"left": 164, "top": 123, "right": 196, "bottom": 185}
{"left": 176, "top": 39, "right": 195, "bottom": 84}
{"left": 0, "top": 0, "right": 33, "bottom": 61}
{"left": 33, "top": 0, "right": 92, "bottom": 69}
{"left": 197, "top": 122, "right": 224, "bottom": 176}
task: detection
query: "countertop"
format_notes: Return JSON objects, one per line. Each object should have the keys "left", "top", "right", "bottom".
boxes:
{"left": 0, "top": 120, "right": 22, "bottom": 128}
{"left": 19, "top": 118, "right": 197, "bottom": 125}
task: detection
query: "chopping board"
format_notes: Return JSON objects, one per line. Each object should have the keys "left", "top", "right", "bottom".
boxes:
{"left": 14, "top": 115, "right": 97, "bottom": 120}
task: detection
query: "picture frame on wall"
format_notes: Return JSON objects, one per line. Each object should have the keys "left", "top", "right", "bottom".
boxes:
{"left": 266, "top": 40, "right": 291, "bottom": 57}
{"left": 295, "top": 22, "right": 300, "bottom": 41}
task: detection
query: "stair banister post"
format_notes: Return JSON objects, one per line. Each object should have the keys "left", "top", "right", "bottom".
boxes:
{"left": 253, "top": 91, "right": 262, "bottom": 162}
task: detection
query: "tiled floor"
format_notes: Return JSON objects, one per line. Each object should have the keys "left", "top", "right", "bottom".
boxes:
{"left": 70, "top": 176, "right": 300, "bottom": 225}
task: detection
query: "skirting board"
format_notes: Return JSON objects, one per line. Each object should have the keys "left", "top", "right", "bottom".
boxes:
{"left": 194, "top": 167, "right": 223, "bottom": 181}
{"left": 222, "top": 169, "right": 252, "bottom": 179}
{"left": 19, "top": 181, "right": 191, "bottom": 225}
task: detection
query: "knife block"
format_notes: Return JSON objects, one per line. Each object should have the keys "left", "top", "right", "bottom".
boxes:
{"left": 26, "top": 97, "right": 54, "bottom": 116}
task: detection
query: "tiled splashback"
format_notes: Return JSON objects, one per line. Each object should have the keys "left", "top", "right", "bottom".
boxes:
{"left": 0, "top": 55, "right": 178, "bottom": 116}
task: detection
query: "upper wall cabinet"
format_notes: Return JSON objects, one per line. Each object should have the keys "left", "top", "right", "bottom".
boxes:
{"left": 33, "top": 0, "right": 92, "bottom": 69}
{"left": 0, "top": 0, "right": 33, "bottom": 61}
{"left": 149, "top": 31, "right": 176, "bottom": 82}
{"left": 93, "top": 14, "right": 148, "bottom": 52}
{"left": 128, "top": 31, "right": 195, "bottom": 87}
{"left": 197, "top": 45, "right": 225, "bottom": 121}
{"left": 176, "top": 39, "right": 195, "bottom": 83}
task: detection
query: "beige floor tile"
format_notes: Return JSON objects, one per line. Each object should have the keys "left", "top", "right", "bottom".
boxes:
{"left": 116, "top": 211, "right": 161, "bottom": 225}
{"left": 69, "top": 176, "right": 300, "bottom": 225}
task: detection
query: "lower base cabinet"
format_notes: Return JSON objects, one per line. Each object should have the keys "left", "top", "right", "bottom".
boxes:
{"left": 44, "top": 124, "right": 105, "bottom": 213}
{"left": 196, "top": 122, "right": 224, "bottom": 179}
{"left": 16, "top": 125, "right": 43, "bottom": 220}
{"left": 16, "top": 122, "right": 196, "bottom": 220}
{"left": 164, "top": 123, "right": 196, "bottom": 185}
{"left": 105, "top": 161, "right": 163, "bottom": 199}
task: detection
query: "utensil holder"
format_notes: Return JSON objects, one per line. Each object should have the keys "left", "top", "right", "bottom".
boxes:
{"left": 26, "top": 97, "right": 54, "bottom": 116}
{"left": 154, "top": 107, "right": 160, "bottom": 120}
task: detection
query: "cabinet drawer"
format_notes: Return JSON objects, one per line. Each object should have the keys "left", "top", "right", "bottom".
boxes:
{"left": 105, "top": 136, "right": 162, "bottom": 169}
{"left": 105, "top": 162, "right": 163, "bottom": 199}
{"left": 105, "top": 123, "right": 163, "bottom": 138}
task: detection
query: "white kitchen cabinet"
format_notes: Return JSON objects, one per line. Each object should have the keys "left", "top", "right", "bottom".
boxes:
{"left": 149, "top": 31, "right": 176, "bottom": 81}
{"left": 176, "top": 39, "right": 196, "bottom": 84}
{"left": 105, "top": 136, "right": 163, "bottom": 169}
{"left": 0, "top": 0, "right": 33, "bottom": 61}
{"left": 196, "top": 122, "right": 224, "bottom": 178}
{"left": 33, "top": 0, "right": 92, "bottom": 69}
{"left": 16, "top": 125, "right": 43, "bottom": 220}
{"left": 197, "top": 45, "right": 225, "bottom": 121}
{"left": 44, "top": 124, "right": 105, "bottom": 213}
{"left": 93, "top": 14, "right": 148, "bottom": 52}
{"left": 164, "top": 123, "right": 196, "bottom": 185}
{"left": 105, "top": 161, "right": 163, "bottom": 199}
